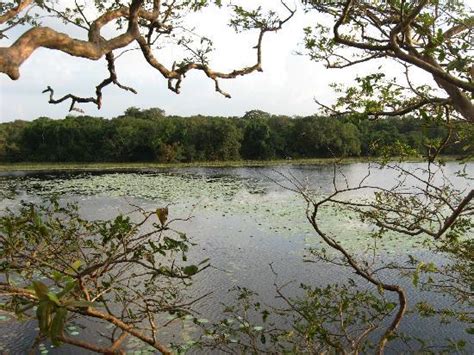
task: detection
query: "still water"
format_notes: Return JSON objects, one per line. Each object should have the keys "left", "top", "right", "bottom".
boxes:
{"left": 0, "top": 162, "right": 472, "bottom": 353}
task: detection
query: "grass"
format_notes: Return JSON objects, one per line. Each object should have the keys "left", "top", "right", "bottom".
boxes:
{"left": 0, "top": 156, "right": 467, "bottom": 172}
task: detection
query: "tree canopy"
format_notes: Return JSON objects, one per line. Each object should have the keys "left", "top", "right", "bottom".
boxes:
{"left": 303, "top": 0, "right": 473, "bottom": 122}
{"left": 1, "top": 110, "right": 472, "bottom": 163}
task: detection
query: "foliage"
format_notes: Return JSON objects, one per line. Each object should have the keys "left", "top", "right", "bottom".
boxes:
{"left": 303, "top": 0, "right": 474, "bottom": 123}
{"left": 1, "top": 0, "right": 473, "bottom": 353}
{"left": 196, "top": 161, "right": 473, "bottom": 354}
{"left": 274, "top": 1, "right": 474, "bottom": 351}
{"left": 0, "top": 110, "right": 472, "bottom": 163}
{"left": 196, "top": 281, "right": 397, "bottom": 354}
{"left": 0, "top": 198, "right": 209, "bottom": 353}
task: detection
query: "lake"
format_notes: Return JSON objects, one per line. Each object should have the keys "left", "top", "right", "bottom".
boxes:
{"left": 0, "top": 162, "right": 472, "bottom": 354}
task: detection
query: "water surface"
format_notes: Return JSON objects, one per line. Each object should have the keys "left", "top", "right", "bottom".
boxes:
{"left": 0, "top": 162, "right": 472, "bottom": 353}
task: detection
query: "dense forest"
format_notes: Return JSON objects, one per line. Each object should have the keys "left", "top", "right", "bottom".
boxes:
{"left": 0, "top": 108, "right": 472, "bottom": 163}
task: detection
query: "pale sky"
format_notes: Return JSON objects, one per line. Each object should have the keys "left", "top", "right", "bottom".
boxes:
{"left": 0, "top": 1, "right": 435, "bottom": 122}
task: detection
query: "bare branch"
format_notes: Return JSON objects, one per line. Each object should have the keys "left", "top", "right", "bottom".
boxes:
{"left": 434, "top": 189, "right": 474, "bottom": 239}
{"left": 42, "top": 52, "right": 137, "bottom": 111}
{"left": 136, "top": 3, "right": 295, "bottom": 98}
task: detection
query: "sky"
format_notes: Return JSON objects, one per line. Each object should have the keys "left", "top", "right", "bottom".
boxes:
{"left": 0, "top": 1, "right": 434, "bottom": 122}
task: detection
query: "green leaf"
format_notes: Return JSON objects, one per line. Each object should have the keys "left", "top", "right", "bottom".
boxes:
{"left": 36, "top": 300, "right": 53, "bottom": 334}
{"left": 32, "top": 281, "right": 49, "bottom": 299}
{"left": 57, "top": 281, "right": 77, "bottom": 298}
{"left": 412, "top": 272, "right": 419, "bottom": 287}
{"left": 50, "top": 308, "right": 67, "bottom": 346}
{"left": 456, "top": 340, "right": 466, "bottom": 348}
{"left": 34, "top": 215, "right": 43, "bottom": 227}
{"left": 46, "top": 292, "right": 61, "bottom": 306}
{"left": 182, "top": 265, "right": 199, "bottom": 276}
{"left": 51, "top": 271, "right": 64, "bottom": 283}
{"left": 156, "top": 207, "right": 169, "bottom": 226}
{"left": 71, "top": 260, "right": 82, "bottom": 271}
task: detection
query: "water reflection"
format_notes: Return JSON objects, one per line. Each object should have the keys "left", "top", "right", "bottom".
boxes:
{"left": 0, "top": 162, "right": 472, "bottom": 353}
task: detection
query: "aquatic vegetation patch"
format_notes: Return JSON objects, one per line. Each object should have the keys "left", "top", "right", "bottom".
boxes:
{"left": 0, "top": 171, "right": 426, "bottom": 254}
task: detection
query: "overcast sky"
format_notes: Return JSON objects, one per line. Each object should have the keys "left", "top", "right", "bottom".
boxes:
{"left": 0, "top": 2, "right": 433, "bottom": 122}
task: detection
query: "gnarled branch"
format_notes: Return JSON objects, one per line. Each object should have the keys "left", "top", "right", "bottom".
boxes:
{"left": 0, "top": 0, "right": 144, "bottom": 80}
{"left": 1, "top": 0, "right": 295, "bottom": 109}
{"left": 136, "top": 2, "right": 296, "bottom": 98}
{"left": 43, "top": 52, "right": 137, "bottom": 112}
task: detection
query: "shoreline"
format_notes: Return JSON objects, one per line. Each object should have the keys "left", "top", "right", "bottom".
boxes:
{"left": 0, "top": 156, "right": 469, "bottom": 173}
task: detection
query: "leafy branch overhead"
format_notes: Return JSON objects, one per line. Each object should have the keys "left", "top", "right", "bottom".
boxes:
{"left": 0, "top": 0, "right": 295, "bottom": 111}
{"left": 303, "top": 0, "right": 474, "bottom": 122}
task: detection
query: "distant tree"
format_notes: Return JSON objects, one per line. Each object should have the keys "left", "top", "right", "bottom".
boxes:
{"left": 242, "top": 110, "right": 272, "bottom": 120}
{"left": 110, "top": 117, "right": 157, "bottom": 161}
{"left": 123, "top": 107, "right": 166, "bottom": 119}
{"left": 267, "top": 115, "right": 294, "bottom": 158}
{"left": 339, "top": 121, "right": 361, "bottom": 156}
{"left": 141, "top": 107, "right": 166, "bottom": 119}
{"left": 209, "top": 118, "right": 242, "bottom": 160}
{"left": 1, "top": 113, "right": 472, "bottom": 163}
{"left": 241, "top": 119, "right": 274, "bottom": 160}
{"left": 123, "top": 106, "right": 143, "bottom": 118}
{"left": 0, "top": 120, "right": 28, "bottom": 162}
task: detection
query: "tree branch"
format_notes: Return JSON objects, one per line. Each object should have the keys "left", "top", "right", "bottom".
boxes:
{"left": 305, "top": 202, "right": 407, "bottom": 355}
{"left": 136, "top": 4, "right": 295, "bottom": 98}
{"left": 434, "top": 189, "right": 474, "bottom": 239}
{"left": 0, "top": 0, "right": 33, "bottom": 25}
{"left": 0, "top": 0, "right": 145, "bottom": 80}
{"left": 42, "top": 52, "right": 137, "bottom": 111}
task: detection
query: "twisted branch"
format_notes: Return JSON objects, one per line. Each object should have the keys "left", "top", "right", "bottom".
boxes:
{"left": 0, "top": 0, "right": 144, "bottom": 80}
{"left": 42, "top": 52, "right": 137, "bottom": 112}
{"left": 136, "top": 2, "right": 296, "bottom": 98}
{"left": 0, "top": 0, "right": 295, "bottom": 110}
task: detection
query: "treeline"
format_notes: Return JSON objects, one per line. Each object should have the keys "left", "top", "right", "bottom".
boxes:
{"left": 0, "top": 108, "right": 471, "bottom": 163}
